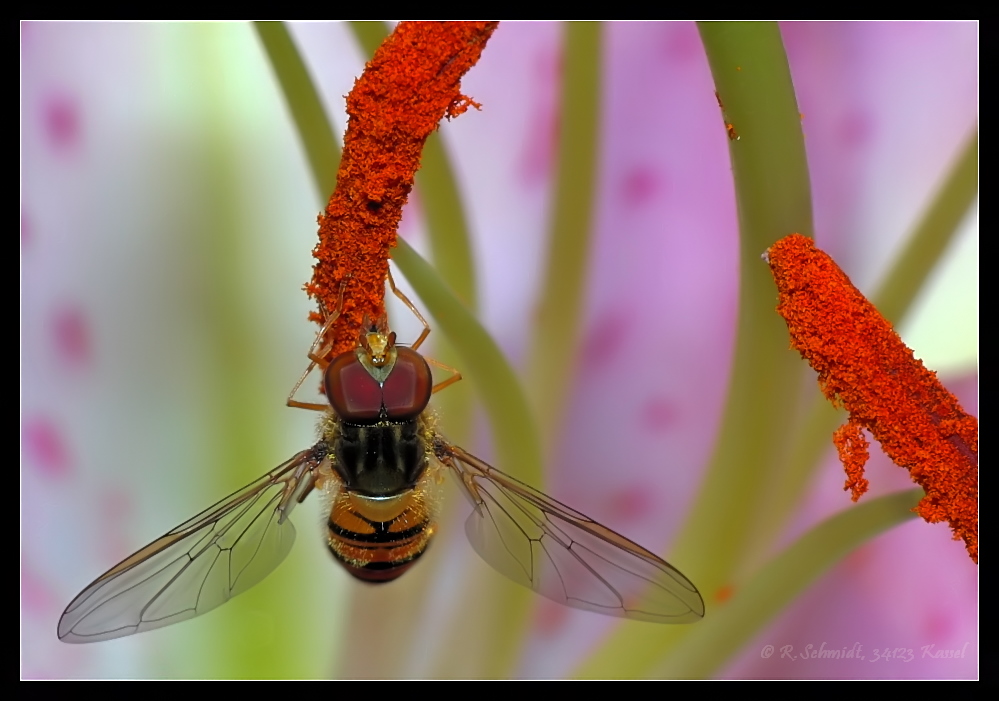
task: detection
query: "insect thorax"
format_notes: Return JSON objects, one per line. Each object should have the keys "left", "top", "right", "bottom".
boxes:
{"left": 327, "top": 418, "right": 428, "bottom": 497}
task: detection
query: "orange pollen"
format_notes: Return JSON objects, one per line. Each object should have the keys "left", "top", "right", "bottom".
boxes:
{"left": 765, "top": 234, "right": 978, "bottom": 563}
{"left": 714, "top": 584, "right": 735, "bottom": 604}
{"left": 305, "top": 21, "right": 498, "bottom": 356}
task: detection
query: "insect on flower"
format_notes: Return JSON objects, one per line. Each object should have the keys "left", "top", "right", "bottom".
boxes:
{"left": 58, "top": 272, "right": 704, "bottom": 643}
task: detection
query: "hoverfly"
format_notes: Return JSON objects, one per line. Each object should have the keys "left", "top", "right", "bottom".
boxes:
{"left": 58, "top": 273, "right": 704, "bottom": 643}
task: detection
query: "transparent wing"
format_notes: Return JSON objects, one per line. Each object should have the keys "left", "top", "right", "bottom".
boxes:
{"left": 434, "top": 440, "right": 704, "bottom": 623}
{"left": 58, "top": 447, "right": 324, "bottom": 643}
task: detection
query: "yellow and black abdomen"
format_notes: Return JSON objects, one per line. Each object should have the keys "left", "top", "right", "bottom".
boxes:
{"left": 324, "top": 419, "right": 442, "bottom": 583}
{"left": 326, "top": 486, "right": 437, "bottom": 582}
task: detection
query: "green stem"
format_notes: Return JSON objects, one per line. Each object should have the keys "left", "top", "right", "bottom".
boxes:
{"left": 872, "top": 128, "right": 979, "bottom": 325}
{"left": 577, "top": 22, "right": 815, "bottom": 678}
{"left": 528, "top": 22, "right": 602, "bottom": 445}
{"left": 690, "top": 19, "right": 815, "bottom": 586}
{"left": 254, "top": 21, "right": 341, "bottom": 200}
{"left": 392, "top": 238, "right": 541, "bottom": 676}
{"left": 391, "top": 239, "right": 542, "bottom": 487}
{"left": 653, "top": 489, "right": 923, "bottom": 678}
{"left": 348, "top": 20, "right": 389, "bottom": 58}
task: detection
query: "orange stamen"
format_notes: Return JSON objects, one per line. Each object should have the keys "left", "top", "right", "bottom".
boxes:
{"left": 305, "top": 21, "right": 498, "bottom": 355}
{"left": 766, "top": 234, "right": 978, "bottom": 563}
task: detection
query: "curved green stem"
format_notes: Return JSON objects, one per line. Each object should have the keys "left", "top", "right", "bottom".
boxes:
{"left": 528, "top": 22, "right": 602, "bottom": 444}
{"left": 873, "top": 128, "right": 978, "bottom": 325}
{"left": 578, "top": 21, "right": 815, "bottom": 678}
{"left": 255, "top": 21, "right": 341, "bottom": 200}
{"left": 391, "top": 239, "right": 542, "bottom": 486}
{"left": 653, "top": 489, "right": 923, "bottom": 678}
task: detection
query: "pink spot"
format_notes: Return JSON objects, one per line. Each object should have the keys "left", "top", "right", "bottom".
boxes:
{"left": 579, "top": 310, "right": 631, "bottom": 370}
{"left": 22, "top": 560, "right": 58, "bottom": 614}
{"left": 660, "top": 24, "right": 701, "bottom": 63}
{"left": 640, "top": 396, "right": 677, "bottom": 433}
{"left": 603, "top": 486, "right": 653, "bottom": 524}
{"left": 921, "top": 606, "right": 956, "bottom": 641}
{"left": 844, "top": 545, "right": 873, "bottom": 573}
{"left": 620, "top": 165, "right": 666, "bottom": 208}
{"left": 534, "top": 599, "right": 570, "bottom": 636}
{"left": 21, "top": 210, "right": 31, "bottom": 249}
{"left": 52, "top": 305, "right": 91, "bottom": 369}
{"left": 518, "top": 50, "right": 560, "bottom": 183}
{"left": 835, "top": 111, "right": 873, "bottom": 149}
{"left": 43, "top": 92, "right": 81, "bottom": 154}
{"left": 519, "top": 111, "right": 558, "bottom": 184}
{"left": 23, "top": 417, "right": 72, "bottom": 478}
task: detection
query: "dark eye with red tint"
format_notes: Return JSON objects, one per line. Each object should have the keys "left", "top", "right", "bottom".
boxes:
{"left": 326, "top": 352, "right": 383, "bottom": 422}
{"left": 381, "top": 347, "right": 432, "bottom": 421}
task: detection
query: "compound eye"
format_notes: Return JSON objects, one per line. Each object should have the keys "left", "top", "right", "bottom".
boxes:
{"left": 381, "top": 347, "right": 432, "bottom": 421}
{"left": 325, "top": 352, "right": 382, "bottom": 423}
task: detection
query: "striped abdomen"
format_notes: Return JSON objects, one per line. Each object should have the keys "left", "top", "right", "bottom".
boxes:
{"left": 325, "top": 487, "right": 436, "bottom": 583}
{"left": 325, "top": 420, "right": 439, "bottom": 583}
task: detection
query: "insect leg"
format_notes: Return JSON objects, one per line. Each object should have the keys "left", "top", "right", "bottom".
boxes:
{"left": 426, "top": 356, "right": 463, "bottom": 394}
{"left": 287, "top": 278, "right": 351, "bottom": 412}
{"left": 386, "top": 267, "right": 431, "bottom": 351}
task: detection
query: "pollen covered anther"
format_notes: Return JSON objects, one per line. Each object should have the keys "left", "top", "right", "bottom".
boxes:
{"left": 304, "top": 21, "right": 498, "bottom": 357}
{"left": 766, "top": 234, "right": 978, "bottom": 563}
